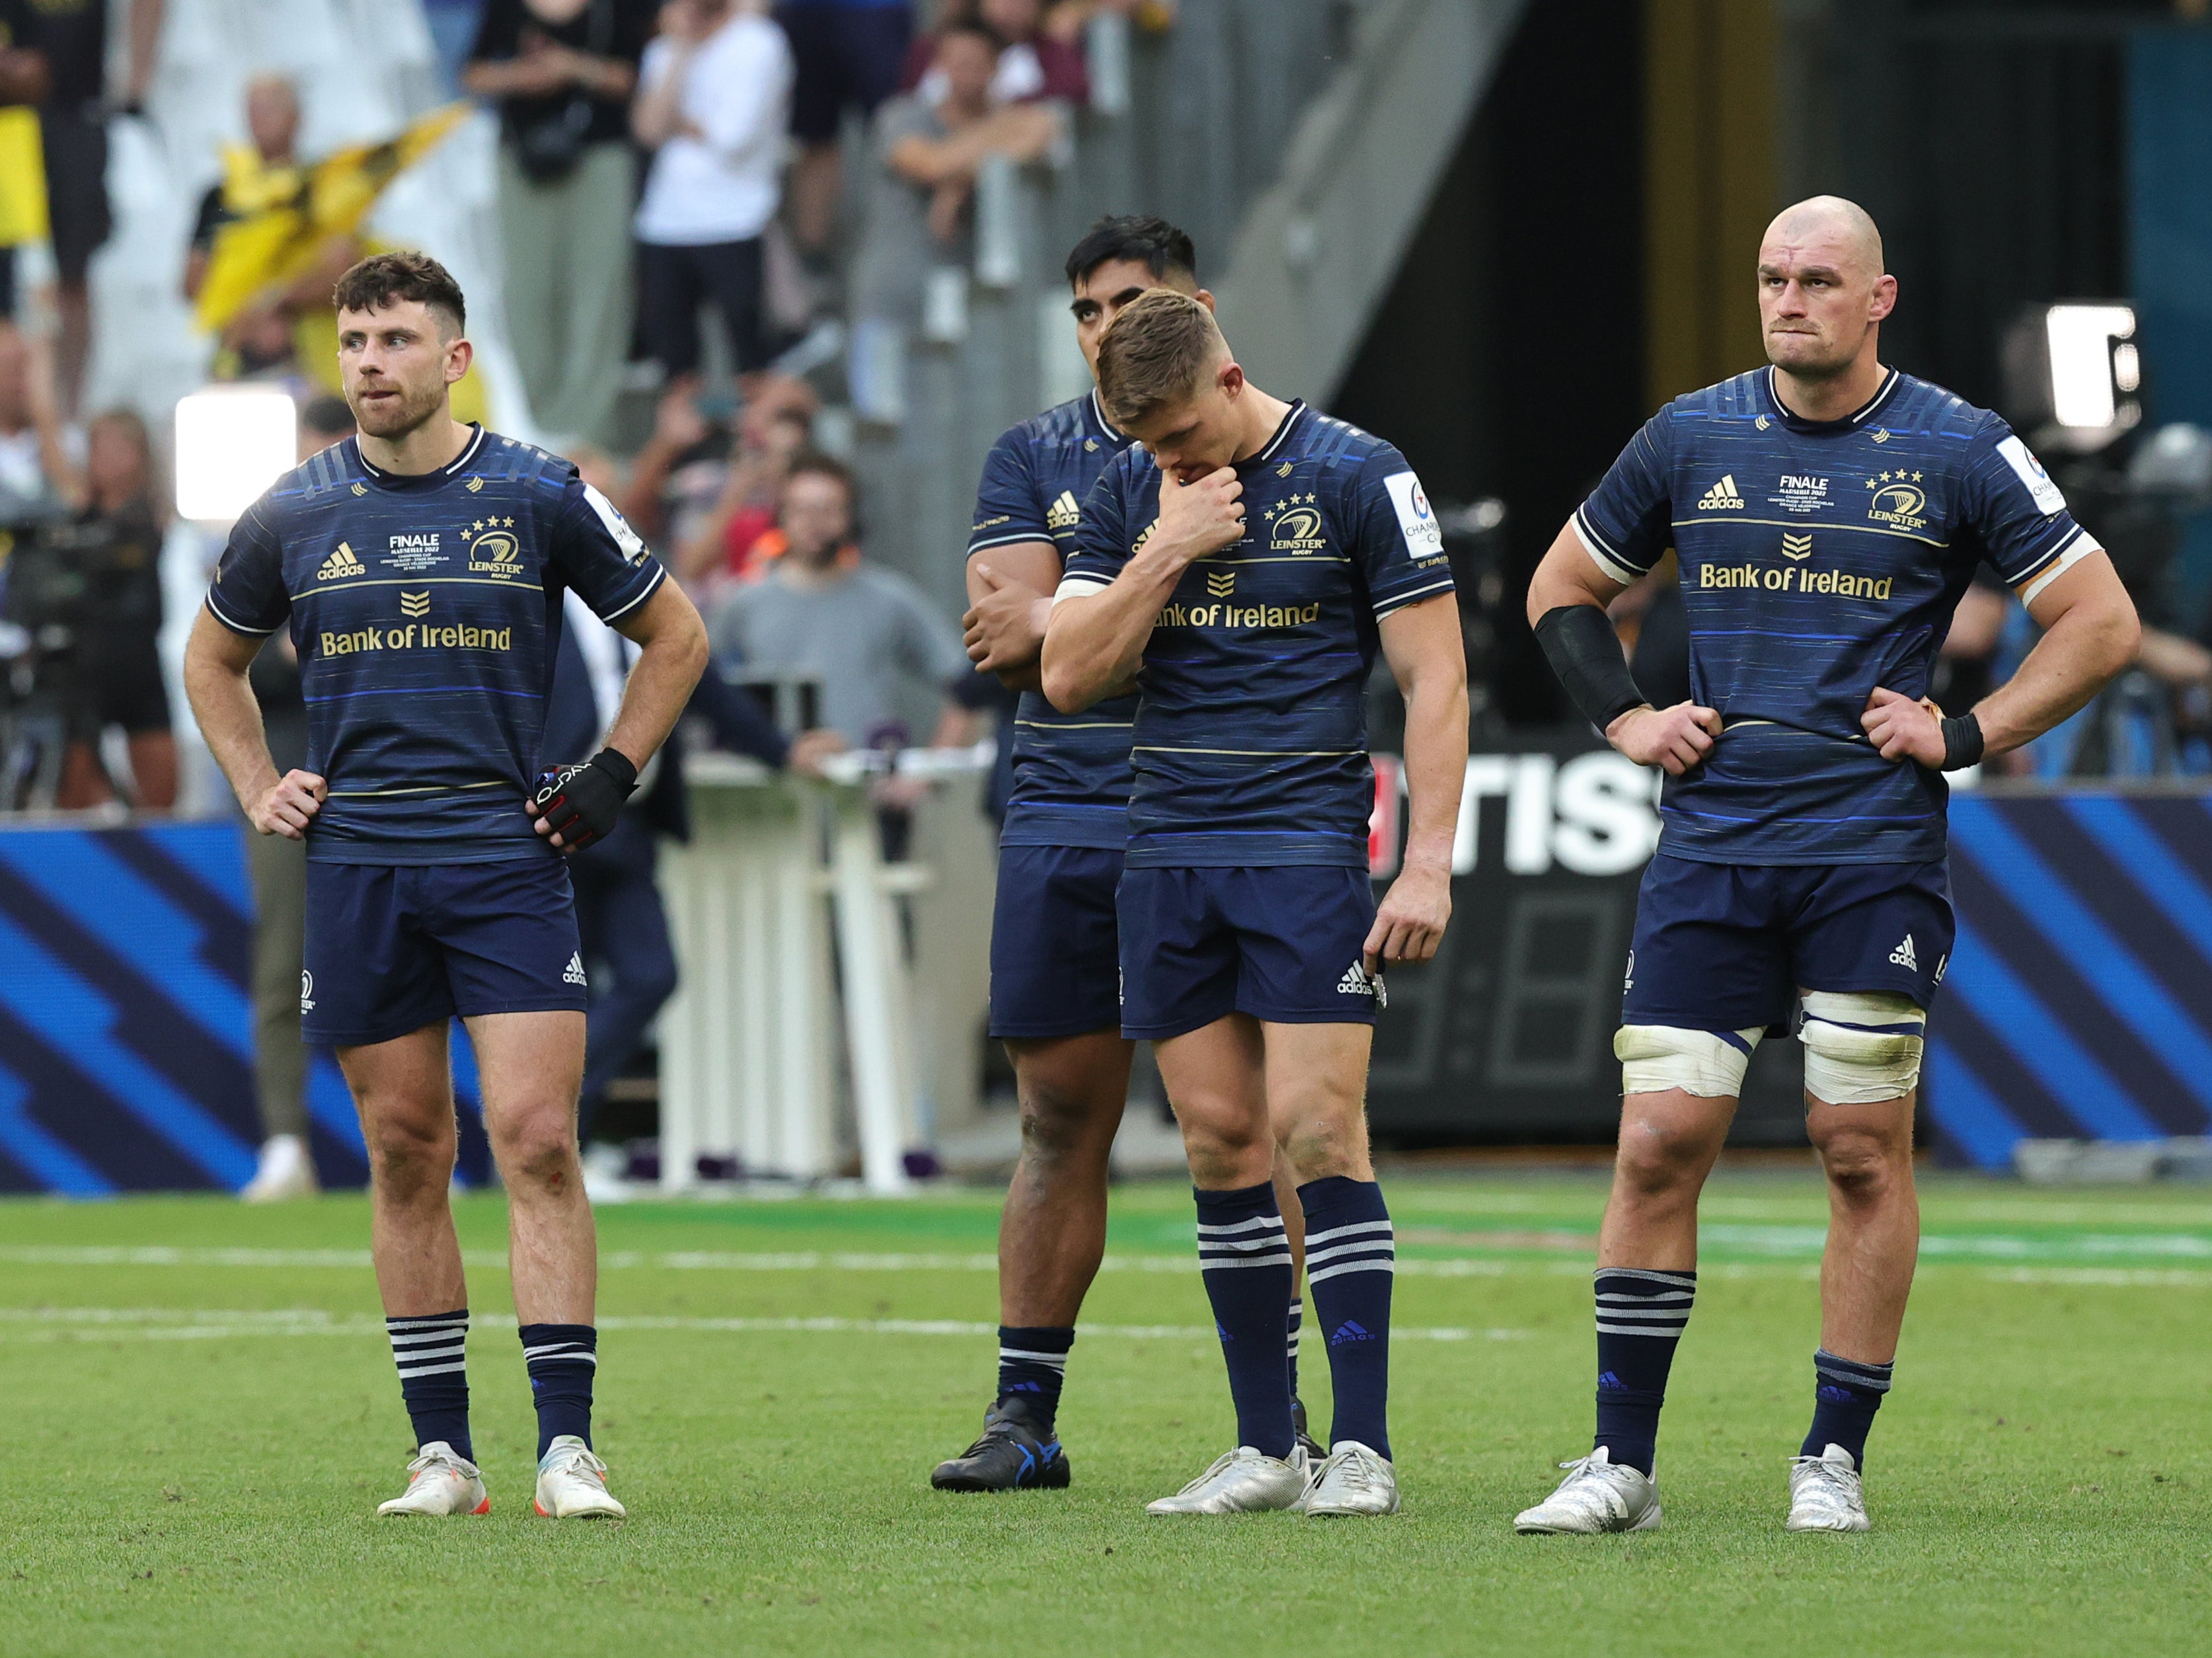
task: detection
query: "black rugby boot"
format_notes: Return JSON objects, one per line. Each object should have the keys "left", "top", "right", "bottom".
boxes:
{"left": 1292, "top": 1396, "right": 1326, "bottom": 1463}
{"left": 931, "top": 1397, "right": 1071, "bottom": 1491}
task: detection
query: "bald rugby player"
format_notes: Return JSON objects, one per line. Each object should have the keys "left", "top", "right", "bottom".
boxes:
{"left": 1512, "top": 197, "right": 2137, "bottom": 1536}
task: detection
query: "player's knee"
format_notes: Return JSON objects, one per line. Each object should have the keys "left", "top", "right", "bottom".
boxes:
{"left": 1612, "top": 1111, "right": 1717, "bottom": 1197}
{"left": 1813, "top": 1123, "right": 1910, "bottom": 1204}
{"left": 1016, "top": 1078, "right": 1111, "bottom": 1162}
{"left": 1615, "top": 1024, "right": 1761, "bottom": 1101}
{"left": 1173, "top": 1100, "right": 1270, "bottom": 1183}
{"left": 362, "top": 1110, "right": 454, "bottom": 1196}
{"left": 1799, "top": 991, "right": 1925, "bottom": 1106}
{"left": 1276, "top": 1105, "right": 1365, "bottom": 1183}
{"left": 490, "top": 1109, "right": 580, "bottom": 1192}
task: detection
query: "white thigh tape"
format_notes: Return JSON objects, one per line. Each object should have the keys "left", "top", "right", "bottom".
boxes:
{"left": 1615, "top": 1024, "right": 1763, "bottom": 1099}
{"left": 1799, "top": 990, "right": 1925, "bottom": 1105}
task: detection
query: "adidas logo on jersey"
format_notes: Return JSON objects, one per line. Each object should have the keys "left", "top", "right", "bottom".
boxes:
{"left": 1697, "top": 475, "right": 1746, "bottom": 511}
{"left": 318, "top": 543, "right": 366, "bottom": 581}
{"left": 563, "top": 952, "right": 588, "bottom": 988}
{"left": 1888, "top": 933, "right": 1918, "bottom": 970}
{"left": 1044, "top": 490, "right": 1081, "bottom": 531}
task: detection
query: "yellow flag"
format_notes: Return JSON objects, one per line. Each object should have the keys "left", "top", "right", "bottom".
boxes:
{"left": 0, "top": 107, "right": 48, "bottom": 247}
{"left": 194, "top": 102, "right": 471, "bottom": 335}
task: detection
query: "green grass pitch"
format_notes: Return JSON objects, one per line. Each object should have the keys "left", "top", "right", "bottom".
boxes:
{"left": 0, "top": 1171, "right": 2203, "bottom": 1655}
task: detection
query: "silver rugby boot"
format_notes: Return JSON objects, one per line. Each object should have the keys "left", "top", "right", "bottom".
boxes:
{"left": 1145, "top": 1445, "right": 1309, "bottom": 1515}
{"left": 1297, "top": 1441, "right": 1400, "bottom": 1517}
{"left": 1786, "top": 1442, "right": 1871, "bottom": 1532}
{"left": 1513, "top": 1446, "right": 1661, "bottom": 1534}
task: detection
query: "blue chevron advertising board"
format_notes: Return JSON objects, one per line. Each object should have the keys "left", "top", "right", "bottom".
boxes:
{"left": 0, "top": 820, "right": 490, "bottom": 1195}
{"left": 0, "top": 795, "right": 2204, "bottom": 1190}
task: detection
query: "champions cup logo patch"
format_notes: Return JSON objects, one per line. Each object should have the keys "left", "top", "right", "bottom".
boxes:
{"left": 1864, "top": 472, "right": 1928, "bottom": 532}
{"left": 1267, "top": 498, "right": 1326, "bottom": 553}
{"left": 383, "top": 532, "right": 443, "bottom": 573}
{"left": 467, "top": 518, "right": 523, "bottom": 576}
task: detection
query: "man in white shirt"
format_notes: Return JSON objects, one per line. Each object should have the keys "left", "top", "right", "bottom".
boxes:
{"left": 632, "top": 0, "right": 794, "bottom": 381}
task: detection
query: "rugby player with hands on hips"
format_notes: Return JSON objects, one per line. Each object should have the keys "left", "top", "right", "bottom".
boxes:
{"left": 185, "top": 252, "right": 709, "bottom": 1522}
{"left": 1044, "top": 289, "right": 1466, "bottom": 1518}
{"left": 1518, "top": 196, "right": 2137, "bottom": 1538}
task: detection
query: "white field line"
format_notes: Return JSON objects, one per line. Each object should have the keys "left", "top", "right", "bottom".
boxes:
{"left": 0, "top": 1244, "right": 2205, "bottom": 1286}
{"left": 0, "top": 1306, "right": 1520, "bottom": 1344}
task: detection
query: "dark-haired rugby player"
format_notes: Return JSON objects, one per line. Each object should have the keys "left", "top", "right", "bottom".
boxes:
{"left": 184, "top": 252, "right": 707, "bottom": 1520}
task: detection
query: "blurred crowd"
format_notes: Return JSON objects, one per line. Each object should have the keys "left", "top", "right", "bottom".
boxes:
{"left": 0, "top": 0, "right": 1161, "bottom": 817}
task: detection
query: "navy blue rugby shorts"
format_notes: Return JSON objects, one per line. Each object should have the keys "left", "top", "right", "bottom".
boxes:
{"left": 989, "top": 844, "right": 1125, "bottom": 1041}
{"left": 301, "top": 857, "right": 588, "bottom": 1046}
{"left": 1117, "top": 865, "right": 1379, "bottom": 1041}
{"left": 1622, "top": 853, "right": 1955, "bottom": 1033}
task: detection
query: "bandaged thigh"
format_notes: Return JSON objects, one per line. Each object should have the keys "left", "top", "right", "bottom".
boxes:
{"left": 1798, "top": 990, "right": 1925, "bottom": 1105}
{"left": 1615, "top": 1025, "right": 1764, "bottom": 1098}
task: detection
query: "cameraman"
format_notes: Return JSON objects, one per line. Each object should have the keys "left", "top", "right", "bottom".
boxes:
{"left": 49, "top": 409, "right": 174, "bottom": 810}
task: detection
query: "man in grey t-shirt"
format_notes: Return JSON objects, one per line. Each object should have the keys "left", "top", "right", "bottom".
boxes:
{"left": 708, "top": 453, "right": 973, "bottom": 752}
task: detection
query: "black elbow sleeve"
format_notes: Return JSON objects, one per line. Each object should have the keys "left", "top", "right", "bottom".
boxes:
{"left": 1533, "top": 604, "right": 1646, "bottom": 733}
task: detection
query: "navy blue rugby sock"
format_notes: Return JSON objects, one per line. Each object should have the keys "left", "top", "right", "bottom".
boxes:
{"left": 519, "top": 1323, "right": 597, "bottom": 1459}
{"left": 1300, "top": 1177, "right": 1395, "bottom": 1459}
{"left": 1802, "top": 1349, "right": 1893, "bottom": 1469}
{"left": 995, "top": 1325, "right": 1073, "bottom": 1434}
{"left": 387, "top": 1310, "right": 472, "bottom": 1462}
{"left": 1592, "top": 1268, "right": 1696, "bottom": 1476}
{"left": 1194, "top": 1183, "right": 1296, "bottom": 1460}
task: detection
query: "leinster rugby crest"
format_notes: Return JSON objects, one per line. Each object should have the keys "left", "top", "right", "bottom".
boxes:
{"left": 1268, "top": 494, "right": 1326, "bottom": 553}
{"left": 467, "top": 517, "right": 524, "bottom": 577}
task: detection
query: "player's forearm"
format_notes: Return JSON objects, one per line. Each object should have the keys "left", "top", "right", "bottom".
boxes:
{"left": 1397, "top": 662, "right": 1468, "bottom": 877}
{"left": 1975, "top": 590, "right": 2139, "bottom": 756}
{"left": 605, "top": 598, "right": 710, "bottom": 770}
{"left": 184, "top": 631, "right": 280, "bottom": 809}
{"left": 1040, "top": 576, "right": 1165, "bottom": 712}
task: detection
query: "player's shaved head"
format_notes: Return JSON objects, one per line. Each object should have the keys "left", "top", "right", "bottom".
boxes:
{"left": 1757, "top": 195, "right": 1897, "bottom": 395}
{"left": 1761, "top": 195, "right": 1885, "bottom": 278}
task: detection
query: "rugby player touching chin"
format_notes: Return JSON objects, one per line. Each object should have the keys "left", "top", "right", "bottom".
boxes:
{"left": 1044, "top": 291, "right": 1467, "bottom": 1517}
{"left": 184, "top": 253, "right": 708, "bottom": 1520}
{"left": 933, "top": 218, "right": 1327, "bottom": 1493}
{"left": 1515, "top": 197, "right": 2136, "bottom": 1536}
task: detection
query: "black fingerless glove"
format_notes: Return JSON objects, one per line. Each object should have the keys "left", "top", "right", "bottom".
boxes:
{"left": 532, "top": 748, "right": 638, "bottom": 850}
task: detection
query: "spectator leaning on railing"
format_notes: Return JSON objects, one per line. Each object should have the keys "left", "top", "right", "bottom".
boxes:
{"left": 848, "top": 20, "right": 1059, "bottom": 418}
{"left": 630, "top": 0, "right": 793, "bottom": 386}
{"left": 707, "top": 453, "right": 978, "bottom": 846}
{"left": 465, "top": 0, "right": 650, "bottom": 445}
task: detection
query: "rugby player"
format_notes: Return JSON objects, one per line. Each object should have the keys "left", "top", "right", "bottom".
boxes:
{"left": 1513, "top": 197, "right": 2138, "bottom": 1535}
{"left": 183, "top": 253, "right": 708, "bottom": 1520}
{"left": 933, "top": 217, "right": 1321, "bottom": 1492}
{"left": 1043, "top": 291, "right": 1467, "bottom": 1516}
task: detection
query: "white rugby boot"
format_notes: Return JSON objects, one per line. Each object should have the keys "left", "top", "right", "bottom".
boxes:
{"left": 376, "top": 1442, "right": 489, "bottom": 1516}
{"left": 1786, "top": 1443, "right": 1871, "bottom": 1532}
{"left": 535, "top": 1436, "right": 626, "bottom": 1519}
{"left": 1297, "top": 1441, "right": 1399, "bottom": 1517}
{"left": 1145, "top": 1445, "right": 1309, "bottom": 1515}
{"left": 1513, "top": 1446, "right": 1661, "bottom": 1534}
{"left": 241, "top": 1134, "right": 319, "bottom": 1203}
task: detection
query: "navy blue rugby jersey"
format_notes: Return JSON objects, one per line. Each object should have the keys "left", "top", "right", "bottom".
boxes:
{"left": 968, "top": 387, "right": 1137, "bottom": 849}
{"left": 1060, "top": 401, "right": 1455, "bottom": 869}
{"left": 1575, "top": 366, "right": 2100, "bottom": 867}
{"left": 206, "top": 426, "right": 666, "bottom": 865}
